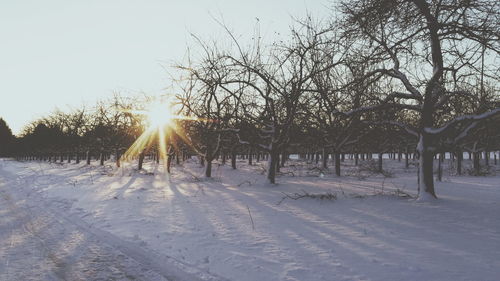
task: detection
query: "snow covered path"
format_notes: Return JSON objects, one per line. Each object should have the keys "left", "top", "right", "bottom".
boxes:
{"left": 0, "top": 167, "right": 225, "bottom": 281}
{"left": 0, "top": 185, "right": 174, "bottom": 281}
{"left": 1, "top": 159, "right": 500, "bottom": 281}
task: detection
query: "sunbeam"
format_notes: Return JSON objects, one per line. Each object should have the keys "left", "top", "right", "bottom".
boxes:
{"left": 119, "top": 99, "right": 204, "bottom": 175}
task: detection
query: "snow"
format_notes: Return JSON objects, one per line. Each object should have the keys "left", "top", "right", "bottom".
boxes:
{"left": 1, "top": 157, "right": 500, "bottom": 281}
{"left": 414, "top": 188, "right": 436, "bottom": 202}
{"left": 424, "top": 107, "right": 500, "bottom": 135}
{"left": 416, "top": 135, "right": 424, "bottom": 153}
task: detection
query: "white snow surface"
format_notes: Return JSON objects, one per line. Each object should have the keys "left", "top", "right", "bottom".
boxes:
{"left": 1, "top": 158, "right": 500, "bottom": 281}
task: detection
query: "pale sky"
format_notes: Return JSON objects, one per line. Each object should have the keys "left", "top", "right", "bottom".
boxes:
{"left": 0, "top": 0, "right": 332, "bottom": 135}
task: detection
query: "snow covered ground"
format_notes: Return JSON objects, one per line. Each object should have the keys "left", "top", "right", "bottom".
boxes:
{"left": 1, "top": 157, "right": 499, "bottom": 281}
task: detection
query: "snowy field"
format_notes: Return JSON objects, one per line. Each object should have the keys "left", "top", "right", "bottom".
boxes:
{"left": 1, "top": 157, "right": 499, "bottom": 281}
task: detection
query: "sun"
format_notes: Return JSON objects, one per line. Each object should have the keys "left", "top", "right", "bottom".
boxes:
{"left": 146, "top": 103, "right": 174, "bottom": 128}
{"left": 119, "top": 98, "right": 204, "bottom": 175}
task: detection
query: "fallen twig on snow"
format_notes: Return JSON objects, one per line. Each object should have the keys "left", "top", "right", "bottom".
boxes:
{"left": 247, "top": 205, "right": 255, "bottom": 231}
{"left": 237, "top": 180, "right": 252, "bottom": 187}
{"left": 277, "top": 190, "right": 338, "bottom": 205}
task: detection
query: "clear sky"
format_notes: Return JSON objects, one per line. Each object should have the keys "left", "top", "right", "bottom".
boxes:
{"left": 0, "top": 0, "right": 332, "bottom": 135}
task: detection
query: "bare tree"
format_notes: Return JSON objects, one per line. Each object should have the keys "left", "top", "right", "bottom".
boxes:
{"left": 338, "top": 0, "right": 500, "bottom": 199}
{"left": 220, "top": 20, "right": 328, "bottom": 183}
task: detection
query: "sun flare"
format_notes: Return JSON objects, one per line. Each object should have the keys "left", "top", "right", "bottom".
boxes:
{"left": 119, "top": 100, "right": 200, "bottom": 174}
{"left": 146, "top": 103, "right": 175, "bottom": 128}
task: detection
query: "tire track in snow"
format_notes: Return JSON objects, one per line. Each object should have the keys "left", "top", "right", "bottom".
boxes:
{"left": 0, "top": 169, "right": 228, "bottom": 281}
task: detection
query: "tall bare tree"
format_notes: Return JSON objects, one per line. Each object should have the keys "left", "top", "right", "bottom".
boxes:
{"left": 338, "top": 0, "right": 500, "bottom": 199}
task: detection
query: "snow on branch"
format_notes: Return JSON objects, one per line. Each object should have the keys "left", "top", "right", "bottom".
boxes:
{"left": 340, "top": 101, "right": 420, "bottom": 117}
{"left": 347, "top": 21, "right": 422, "bottom": 101}
{"left": 235, "top": 133, "right": 250, "bottom": 145}
{"left": 235, "top": 132, "right": 272, "bottom": 152}
{"left": 387, "top": 69, "right": 422, "bottom": 100}
{"left": 451, "top": 121, "right": 478, "bottom": 144}
{"left": 219, "top": 128, "right": 240, "bottom": 133}
{"left": 384, "top": 91, "right": 421, "bottom": 101}
{"left": 425, "top": 108, "right": 500, "bottom": 135}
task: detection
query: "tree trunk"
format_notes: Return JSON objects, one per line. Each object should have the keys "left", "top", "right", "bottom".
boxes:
{"left": 281, "top": 150, "right": 287, "bottom": 167}
{"left": 484, "top": 151, "right": 489, "bottom": 166}
{"left": 115, "top": 149, "right": 121, "bottom": 168}
{"left": 473, "top": 152, "right": 480, "bottom": 174}
{"left": 86, "top": 151, "right": 91, "bottom": 165}
{"left": 276, "top": 153, "right": 280, "bottom": 172}
{"left": 405, "top": 146, "right": 410, "bottom": 168}
{"left": 100, "top": 151, "right": 105, "bottom": 166}
{"left": 456, "top": 149, "right": 462, "bottom": 175}
{"left": 248, "top": 148, "right": 253, "bottom": 165}
{"left": 167, "top": 153, "right": 173, "bottom": 174}
{"left": 267, "top": 150, "right": 279, "bottom": 184}
{"left": 231, "top": 152, "right": 236, "bottom": 169}
{"left": 231, "top": 150, "right": 237, "bottom": 169}
{"left": 335, "top": 152, "right": 341, "bottom": 176}
{"left": 354, "top": 153, "right": 359, "bottom": 166}
{"left": 200, "top": 156, "right": 205, "bottom": 167}
{"left": 138, "top": 151, "right": 145, "bottom": 170}
{"left": 437, "top": 152, "right": 443, "bottom": 181}
{"left": 205, "top": 157, "right": 212, "bottom": 177}
{"left": 378, "top": 153, "right": 383, "bottom": 173}
{"left": 417, "top": 134, "right": 437, "bottom": 199}
{"left": 322, "top": 148, "right": 328, "bottom": 169}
